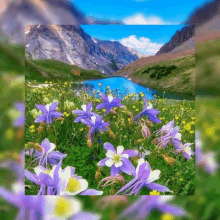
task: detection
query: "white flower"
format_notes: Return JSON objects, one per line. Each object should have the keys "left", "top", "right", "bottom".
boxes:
{"left": 108, "top": 94, "right": 113, "bottom": 103}
{"left": 44, "top": 196, "right": 82, "bottom": 220}
{"left": 105, "top": 146, "right": 129, "bottom": 168}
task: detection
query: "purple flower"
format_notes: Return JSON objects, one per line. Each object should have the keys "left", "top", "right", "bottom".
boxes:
{"left": 134, "top": 100, "right": 161, "bottom": 123}
{"left": 157, "top": 120, "right": 174, "bottom": 136}
{"left": 55, "top": 165, "right": 103, "bottom": 196}
{"left": 97, "top": 143, "right": 138, "bottom": 177}
{"left": 14, "top": 102, "right": 25, "bottom": 127}
{"left": 0, "top": 183, "right": 44, "bottom": 220}
{"left": 25, "top": 138, "right": 67, "bottom": 168}
{"left": 157, "top": 124, "right": 182, "bottom": 149}
{"left": 81, "top": 116, "right": 110, "bottom": 135}
{"left": 196, "top": 131, "right": 218, "bottom": 174}
{"left": 96, "top": 93, "right": 124, "bottom": 113}
{"left": 117, "top": 196, "right": 187, "bottom": 219}
{"left": 25, "top": 166, "right": 54, "bottom": 195}
{"left": 35, "top": 102, "right": 62, "bottom": 124}
{"left": 72, "top": 102, "right": 99, "bottom": 123}
{"left": 116, "top": 158, "right": 172, "bottom": 195}
{"left": 0, "top": 184, "right": 101, "bottom": 220}
{"left": 174, "top": 143, "right": 195, "bottom": 159}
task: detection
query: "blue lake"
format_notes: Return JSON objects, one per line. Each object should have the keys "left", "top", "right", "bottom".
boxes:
{"left": 80, "top": 77, "right": 193, "bottom": 100}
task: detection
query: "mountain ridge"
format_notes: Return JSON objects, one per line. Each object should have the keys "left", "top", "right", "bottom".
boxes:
{"left": 25, "top": 25, "right": 139, "bottom": 75}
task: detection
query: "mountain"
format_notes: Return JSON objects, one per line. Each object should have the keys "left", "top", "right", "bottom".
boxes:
{"left": 25, "top": 25, "right": 138, "bottom": 75}
{"left": 155, "top": 25, "right": 195, "bottom": 55}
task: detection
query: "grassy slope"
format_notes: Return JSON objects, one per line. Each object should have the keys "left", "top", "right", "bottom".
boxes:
{"left": 25, "top": 59, "right": 106, "bottom": 83}
{"left": 118, "top": 55, "right": 195, "bottom": 98}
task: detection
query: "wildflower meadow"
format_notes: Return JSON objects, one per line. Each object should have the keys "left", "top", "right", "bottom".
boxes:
{"left": 24, "top": 81, "right": 195, "bottom": 196}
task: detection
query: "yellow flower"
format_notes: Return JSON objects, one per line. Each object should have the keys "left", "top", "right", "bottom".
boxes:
{"left": 97, "top": 90, "right": 100, "bottom": 93}
{"left": 113, "top": 107, "right": 117, "bottom": 111}
{"left": 179, "top": 178, "right": 183, "bottom": 182}
{"left": 132, "top": 105, "right": 136, "bottom": 108}
{"left": 190, "top": 130, "right": 194, "bottom": 134}
{"left": 161, "top": 214, "right": 175, "bottom": 220}
{"left": 124, "top": 106, "right": 127, "bottom": 110}
{"left": 102, "top": 109, "right": 106, "bottom": 112}
{"left": 29, "top": 125, "right": 35, "bottom": 129}
{"left": 175, "top": 116, "right": 179, "bottom": 120}
{"left": 190, "top": 121, "right": 195, "bottom": 125}
{"left": 206, "top": 127, "right": 215, "bottom": 136}
{"left": 140, "top": 93, "right": 144, "bottom": 97}
{"left": 5, "top": 129, "right": 14, "bottom": 140}
{"left": 182, "top": 121, "right": 186, "bottom": 124}
{"left": 64, "top": 82, "right": 68, "bottom": 86}
{"left": 30, "top": 129, "right": 35, "bottom": 133}
{"left": 98, "top": 83, "right": 102, "bottom": 86}
{"left": 150, "top": 190, "right": 160, "bottom": 195}
{"left": 80, "top": 128, "right": 84, "bottom": 131}
{"left": 184, "top": 123, "right": 191, "bottom": 131}
{"left": 136, "top": 109, "right": 139, "bottom": 111}
{"left": 176, "top": 172, "right": 180, "bottom": 176}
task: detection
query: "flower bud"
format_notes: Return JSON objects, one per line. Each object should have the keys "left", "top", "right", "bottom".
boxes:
{"left": 87, "top": 138, "right": 93, "bottom": 148}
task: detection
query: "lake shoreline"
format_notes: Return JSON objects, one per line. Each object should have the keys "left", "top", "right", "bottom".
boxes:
{"left": 82, "top": 76, "right": 195, "bottom": 101}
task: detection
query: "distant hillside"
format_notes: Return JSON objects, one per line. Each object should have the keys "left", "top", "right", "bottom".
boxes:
{"left": 25, "top": 59, "right": 105, "bottom": 83}
{"left": 25, "top": 25, "right": 138, "bottom": 75}
{"left": 155, "top": 25, "right": 195, "bottom": 55}
{"left": 116, "top": 50, "right": 195, "bottom": 98}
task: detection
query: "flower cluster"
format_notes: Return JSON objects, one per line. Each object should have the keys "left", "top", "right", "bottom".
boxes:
{"left": 157, "top": 120, "right": 195, "bottom": 160}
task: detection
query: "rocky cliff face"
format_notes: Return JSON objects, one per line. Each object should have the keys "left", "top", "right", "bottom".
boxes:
{"left": 25, "top": 25, "right": 138, "bottom": 75}
{"left": 155, "top": 25, "right": 195, "bottom": 56}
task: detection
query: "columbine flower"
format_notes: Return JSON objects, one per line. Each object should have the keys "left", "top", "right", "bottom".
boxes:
{"left": 116, "top": 158, "right": 172, "bottom": 195}
{"left": 96, "top": 93, "right": 124, "bottom": 113}
{"left": 0, "top": 183, "right": 44, "bottom": 220}
{"left": 174, "top": 143, "right": 195, "bottom": 159}
{"left": 157, "top": 125, "right": 182, "bottom": 149}
{"left": 25, "top": 138, "right": 67, "bottom": 168}
{"left": 134, "top": 99, "right": 161, "bottom": 123}
{"left": 117, "top": 196, "right": 187, "bottom": 219}
{"left": 45, "top": 197, "right": 101, "bottom": 220}
{"left": 25, "top": 165, "right": 54, "bottom": 195}
{"left": 97, "top": 143, "right": 137, "bottom": 177}
{"left": 196, "top": 131, "right": 218, "bottom": 174}
{"left": 56, "top": 166, "right": 103, "bottom": 196}
{"left": 157, "top": 120, "right": 174, "bottom": 136}
{"left": 14, "top": 102, "right": 25, "bottom": 127}
{"left": 81, "top": 116, "right": 110, "bottom": 135}
{"left": 35, "top": 102, "right": 62, "bottom": 123}
{"left": 0, "top": 184, "right": 101, "bottom": 220}
{"left": 72, "top": 102, "right": 99, "bottom": 123}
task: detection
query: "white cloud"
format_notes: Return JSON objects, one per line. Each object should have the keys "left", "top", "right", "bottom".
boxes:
{"left": 123, "top": 13, "right": 170, "bottom": 25}
{"left": 120, "top": 35, "right": 163, "bottom": 55}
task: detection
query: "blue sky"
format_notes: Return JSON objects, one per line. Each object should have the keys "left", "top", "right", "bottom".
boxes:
{"left": 81, "top": 25, "right": 187, "bottom": 55}
{"left": 74, "top": 0, "right": 208, "bottom": 24}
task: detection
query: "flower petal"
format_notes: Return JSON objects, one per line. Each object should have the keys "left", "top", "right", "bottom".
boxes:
{"left": 146, "top": 183, "right": 172, "bottom": 192}
{"left": 34, "top": 114, "right": 46, "bottom": 123}
{"left": 147, "top": 170, "right": 161, "bottom": 183}
{"left": 110, "top": 165, "right": 120, "bottom": 176}
{"left": 103, "top": 142, "right": 116, "bottom": 153}
{"left": 115, "top": 161, "right": 123, "bottom": 168}
{"left": 122, "top": 150, "right": 138, "bottom": 157}
{"left": 97, "top": 158, "right": 109, "bottom": 167}
{"left": 105, "top": 159, "right": 114, "bottom": 167}
{"left": 117, "top": 146, "right": 124, "bottom": 155}
{"left": 49, "top": 102, "right": 58, "bottom": 113}
{"left": 35, "top": 104, "right": 47, "bottom": 113}
{"left": 106, "top": 150, "right": 115, "bottom": 158}
{"left": 80, "top": 189, "right": 103, "bottom": 195}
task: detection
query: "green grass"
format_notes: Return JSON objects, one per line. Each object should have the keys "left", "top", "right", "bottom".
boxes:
{"left": 196, "top": 38, "right": 220, "bottom": 95}
{"left": 25, "top": 82, "right": 195, "bottom": 196}
{"left": 121, "top": 55, "right": 195, "bottom": 98}
{"left": 25, "top": 59, "right": 106, "bottom": 83}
